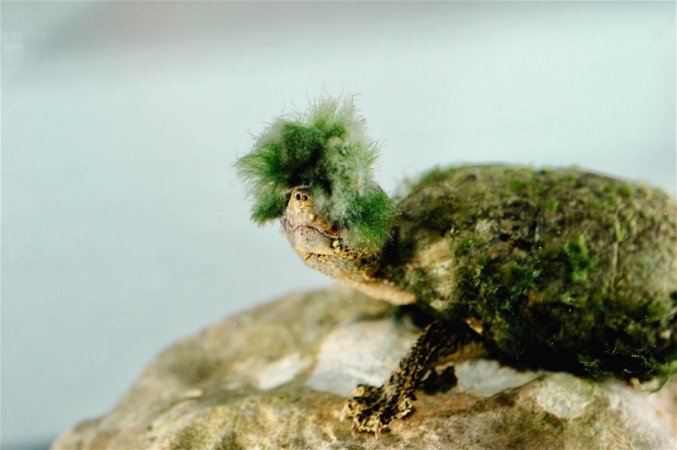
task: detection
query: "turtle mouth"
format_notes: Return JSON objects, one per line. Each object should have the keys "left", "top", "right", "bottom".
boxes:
{"left": 282, "top": 218, "right": 340, "bottom": 239}
{"left": 281, "top": 216, "right": 340, "bottom": 256}
{"left": 282, "top": 186, "right": 341, "bottom": 256}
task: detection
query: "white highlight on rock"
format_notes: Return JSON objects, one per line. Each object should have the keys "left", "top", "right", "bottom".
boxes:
{"left": 601, "top": 380, "right": 672, "bottom": 449}
{"left": 305, "top": 319, "right": 418, "bottom": 397}
{"left": 255, "top": 352, "right": 312, "bottom": 391}
{"left": 180, "top": 388, "right": 204, "bottom": 399}
{"left": 456, "top": 359, "right": 541, "bottom": 397}
{"left": 536, "top": 372, "right": 595, "bottom": 418}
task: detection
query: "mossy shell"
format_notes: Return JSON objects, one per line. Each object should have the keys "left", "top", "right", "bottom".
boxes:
{"left": 381, "top": 165, "right": 676, "bottom": 381}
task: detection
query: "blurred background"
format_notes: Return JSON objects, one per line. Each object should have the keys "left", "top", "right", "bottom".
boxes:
{"left": 2, "top": 2, "right": 675, "bottom": 448}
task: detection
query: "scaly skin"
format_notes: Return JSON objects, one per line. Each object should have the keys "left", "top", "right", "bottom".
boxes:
{"left": 282, "top": 166, "right": 677, "bottom": 433}
{"left": 284, "top": 186, "right": 415, "bottom": 305}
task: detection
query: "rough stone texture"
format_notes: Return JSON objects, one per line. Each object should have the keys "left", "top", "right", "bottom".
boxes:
{"left": 52, "top": 287, "right": 676, "bottom": 450}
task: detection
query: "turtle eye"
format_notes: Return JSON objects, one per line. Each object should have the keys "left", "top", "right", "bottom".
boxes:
{"left": 301, "top": 193, "right": 309, "bottom": 202}
{"left": 295, "top": 193, "right": 301, "bottom": 201}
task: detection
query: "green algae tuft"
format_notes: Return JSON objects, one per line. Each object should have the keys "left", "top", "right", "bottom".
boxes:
{"left": 236, "top": 97, "right": 397, "bottom": 253}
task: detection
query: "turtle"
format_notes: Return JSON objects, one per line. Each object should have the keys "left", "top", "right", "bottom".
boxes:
{"left": 236, "top": 97, "right": 677, "bottom": 434}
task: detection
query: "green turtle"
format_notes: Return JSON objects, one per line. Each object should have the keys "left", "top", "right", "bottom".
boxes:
{"left": 237, "top": 97, "right": 676, "bottom": 434}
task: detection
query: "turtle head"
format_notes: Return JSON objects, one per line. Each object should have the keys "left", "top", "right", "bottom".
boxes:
{"left": 282, "top": 186, "right": 338, "bottom": 256}
{"left": 282, "top": 186, "right": 383, "bottom": 280}
{"left": 237, "top": 97, "right": 398, "bottom": 279}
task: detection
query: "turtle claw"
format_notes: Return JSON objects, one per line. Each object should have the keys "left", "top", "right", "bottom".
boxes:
{"left": 343, "top": 383, "right": 416, "bottom": 434}
{"left": 341, "top": 321, "right": 471, "bottom": 434}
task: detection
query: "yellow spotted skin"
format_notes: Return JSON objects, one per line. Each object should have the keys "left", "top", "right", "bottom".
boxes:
{"left": 302, "top": 252, "right": 415, "bottom": 305}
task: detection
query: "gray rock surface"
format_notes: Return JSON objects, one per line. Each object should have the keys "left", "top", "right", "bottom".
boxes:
{"left": 52, "top": 286, "right": 676, "bottom": 450}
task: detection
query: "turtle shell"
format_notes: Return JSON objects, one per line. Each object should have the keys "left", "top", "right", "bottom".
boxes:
{"left": 380, "top": 165, "right": 676, "bottom": 381}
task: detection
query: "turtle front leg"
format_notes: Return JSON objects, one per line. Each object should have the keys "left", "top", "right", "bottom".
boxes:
{"left": 342, "top": 320, "right": 477, "bottom": 434}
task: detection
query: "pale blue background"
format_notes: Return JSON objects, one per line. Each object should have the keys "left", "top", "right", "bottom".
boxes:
{"left": 2, "top": 2, "right": 675, "bottom": 448}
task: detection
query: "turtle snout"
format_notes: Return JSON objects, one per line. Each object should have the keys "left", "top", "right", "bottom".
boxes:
{"left": 284, "top": 186, "right": 338, "bottom": 239}
{"left": 294, "top": 191, "right": 310, "bottom": 203}
{"left": 288, "top": 187, "right": 313, "bottom": 212}
{"left": 287, "top": 187, "right": 317, "bottom": 223}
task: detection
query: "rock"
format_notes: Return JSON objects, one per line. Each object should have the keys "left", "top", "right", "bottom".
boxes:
{"left": 52, "top": 286, "right": 676, "bottom": 450}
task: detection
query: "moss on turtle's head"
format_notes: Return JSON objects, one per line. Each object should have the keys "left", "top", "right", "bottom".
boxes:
{"left": 236, "top": 96, "right": 397, "bottom": 253}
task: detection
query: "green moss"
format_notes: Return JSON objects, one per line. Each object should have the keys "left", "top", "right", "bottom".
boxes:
{"left": 250, "top": 189, "right": 287, "bottom": 223}
{"left": 616, "top": 184, "right": 634, "bottom": 198}
{"left": 391, "top": 164, "right": 676, "bottom": 382}
{"left": 562, "top": 235, "right": 596, "bottom": 283}
{"left": 455, "top": 238, "right": 478, "bottom": 257}
{"left": 344, "top": 189, "right": 398, "bottom": 251}
{"left": 509, "top": 178, "right": 529, "bottom": 193}
{"left": 543, "top": 198, "right": 558, "bottom": 212}
{"left": 236, "top": 97, "right": 397, "bottom": 252}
